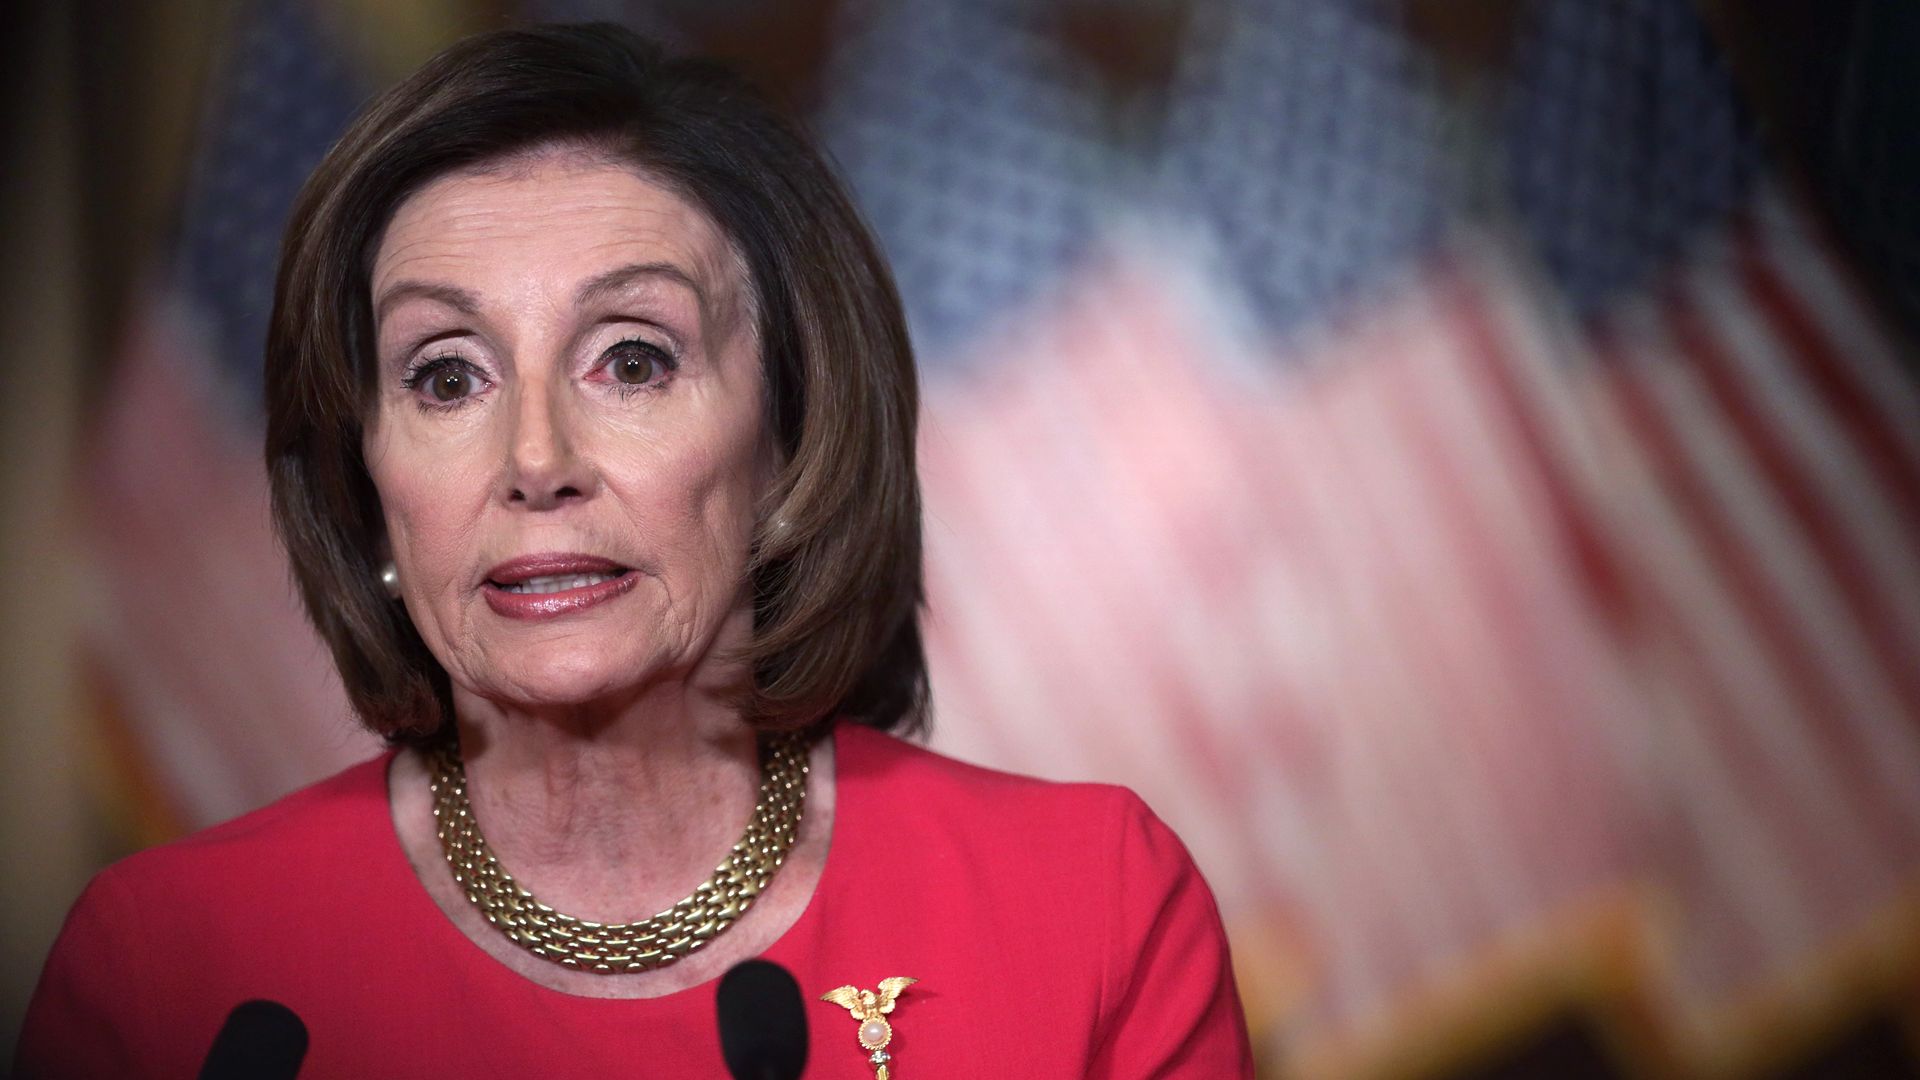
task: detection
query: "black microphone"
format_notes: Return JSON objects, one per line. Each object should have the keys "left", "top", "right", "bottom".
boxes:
{"left": 717, "top": 959, "right": 809, "bottom": 1080}
{"left": 197, "top": 999, "right": 308, "bottom": 1080}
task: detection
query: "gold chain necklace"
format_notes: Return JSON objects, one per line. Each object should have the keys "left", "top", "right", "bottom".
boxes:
{"left": 427, "top": 732, "right": 809, "bottom": 974}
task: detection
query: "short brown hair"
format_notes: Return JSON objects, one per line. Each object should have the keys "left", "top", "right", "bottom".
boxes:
{"left": 264, "top": 23, "right": 925, "bottom": 742}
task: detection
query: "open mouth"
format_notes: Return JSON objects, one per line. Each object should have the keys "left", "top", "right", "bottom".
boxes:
{"left": 480, "top": 554, "right": 639, "bottom": 619}
{"left": 489, "top": 570, "right": 630, "bottom": 595}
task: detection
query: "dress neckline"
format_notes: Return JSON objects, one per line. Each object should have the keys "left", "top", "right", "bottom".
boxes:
{"left": 375, "top": 723, "right": 852, "bottom": 1008}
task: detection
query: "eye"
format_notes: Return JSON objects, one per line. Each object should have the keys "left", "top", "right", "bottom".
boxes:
{"left": 401, "top": 355, "right": 489, "bottom": 408}
{"left": 602, "top": 338, "right": 677, "bottom": 389}
{"left": 428, "top": 368, "right": 476, "bottom": 401}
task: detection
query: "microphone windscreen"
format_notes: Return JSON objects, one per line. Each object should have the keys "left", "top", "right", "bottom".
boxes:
{"left": 717, "top": 959, "right": 809, "bottom": 1080}
{"left": 197, "top": 999, "right": 309, "bottom": 1080}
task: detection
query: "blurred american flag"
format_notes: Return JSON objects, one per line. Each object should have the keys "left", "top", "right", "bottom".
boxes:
{"left": 83, "top": 0, "right": 379, "bottom": 829}
{"left": 820, "top": 0, "right": 1920, "bottom": 1074}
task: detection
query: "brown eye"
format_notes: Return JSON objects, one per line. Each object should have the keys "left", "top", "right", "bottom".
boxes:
{"left": 402, "top": 357, "right": 486, "bottom": 406}
{"left": 606, "top": 340, "right": 673, "bottom": 386}
{"left": 431, "top": 368, "right": 476, "bottom": 401}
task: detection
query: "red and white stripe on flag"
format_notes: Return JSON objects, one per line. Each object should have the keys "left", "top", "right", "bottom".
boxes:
{"left": 917, "top": 187, "right": 1920, "bottom": 1076}
{"left": 84, "top": 289, "right": 376, "bottom": 828}
{"left": 916, "top": 239, "right": 1647, "bottom": 1076}
{"left": 1584, "top": 186, "right": 1920, "bottom": 1061}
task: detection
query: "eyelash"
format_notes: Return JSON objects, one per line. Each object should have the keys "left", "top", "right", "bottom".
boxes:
{"left": 397, "top": 337, "right": 679, "bottom": 413}
{"left": 598, "top": 337, "right": 680, "bottom": 397}
{"left": 399, "top": 354, "right": 487, "bottom": 413}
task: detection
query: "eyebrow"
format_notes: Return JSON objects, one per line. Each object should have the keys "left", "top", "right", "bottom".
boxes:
{"left": 573, "top": 260, "right": 708, "bottom": 310}
{"left": 371, "top": 261, "right": 708, "bottom": 326}
{"left": 372, "top": 280, "right": 481, "bottom": 324}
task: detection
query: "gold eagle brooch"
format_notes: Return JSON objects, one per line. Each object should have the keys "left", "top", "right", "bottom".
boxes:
{"left": 820, "top": 977, "right": 917, "bottom": 1079}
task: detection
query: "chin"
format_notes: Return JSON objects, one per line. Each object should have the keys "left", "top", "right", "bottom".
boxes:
{"left": 479, "top": 641, "right": 667, "bottom": 710}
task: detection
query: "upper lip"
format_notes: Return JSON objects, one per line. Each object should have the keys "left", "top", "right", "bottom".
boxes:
{"left": 483, "top": 553, "right": 631, "bottom": 587}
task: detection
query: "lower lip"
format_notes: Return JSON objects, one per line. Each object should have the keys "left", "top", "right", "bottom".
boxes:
{"left": 482, "top": 571, "right": 639, "bottom": 621}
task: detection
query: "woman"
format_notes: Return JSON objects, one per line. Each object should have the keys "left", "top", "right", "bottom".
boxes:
{"left": 17, "top": 23, "right": 1252, "bottom": 1078}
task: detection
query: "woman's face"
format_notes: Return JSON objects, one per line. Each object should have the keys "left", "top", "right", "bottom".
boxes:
{"left": 362, "top": 149, "right": 769, "bottom": 711}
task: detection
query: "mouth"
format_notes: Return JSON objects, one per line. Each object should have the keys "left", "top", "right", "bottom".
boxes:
{"left": 490, "top": 571, "right": 628, "bottom": 595}
{"left": 481, "top": 554, "right": 639, "bottom": 620}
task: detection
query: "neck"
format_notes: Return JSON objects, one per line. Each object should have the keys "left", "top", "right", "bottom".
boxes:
{"left": 447, "top": 679, "right": 765, "bottom": 924}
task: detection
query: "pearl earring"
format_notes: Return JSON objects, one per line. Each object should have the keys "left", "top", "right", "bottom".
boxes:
{"left": 380, "top": 561, "right": 401, "bottom": 598}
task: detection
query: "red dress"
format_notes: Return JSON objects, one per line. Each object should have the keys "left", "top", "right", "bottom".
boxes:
{"left": 16, "top": 723, "right": 1254, "bottom": 1078}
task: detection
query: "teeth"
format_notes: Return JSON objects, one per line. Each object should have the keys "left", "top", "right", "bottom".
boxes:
{"left": 499, "top": 572, "right": 620, "bottom": 595}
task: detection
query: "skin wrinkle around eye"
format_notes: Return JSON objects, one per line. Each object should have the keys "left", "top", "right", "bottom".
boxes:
{"left": 369, "top": 160, "right": 755, "bottom": 378}
{"left": 378, "top": 268, "right": 714, "bottom": 355}
{"left": 381, "top": 284, "right": 700, "bottom": 382}
{"left": 401, "top": 334, "right": 676, "bottom": 412}
{"left": 376, "top": 291, "right": 722, "bottom": 429}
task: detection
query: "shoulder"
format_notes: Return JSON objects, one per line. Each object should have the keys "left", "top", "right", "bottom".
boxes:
{"left": 14, "top": 753, "right": 402, "bottom": 1078}
{"left": 100, "top": 751, "right": 398, "bottom": 904}
{"left": 827, "top": 725, "right": 1253, "bottom": 1075}
{"left": 837, "top": 722, "right": 1138, "bottom": 811}
{"left": 833, "top": 723, "right": 1199, "bottom": 893}
{"left": 109, "top": 753, "right": 397, "bottom": 887}
{"left": 836, "top": 723, "right": 1173, "bottom": 845}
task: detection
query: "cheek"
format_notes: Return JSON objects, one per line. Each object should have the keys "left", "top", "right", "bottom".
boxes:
{"left": 608, "top": 408, "right": 765, "bottom": 566}
{"left": 364, "top": 423, "right": 493, "bottom": 590}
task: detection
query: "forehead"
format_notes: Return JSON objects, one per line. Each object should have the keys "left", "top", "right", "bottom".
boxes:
{"left": 370, "top": 149, "right": 748, "bottom": 320}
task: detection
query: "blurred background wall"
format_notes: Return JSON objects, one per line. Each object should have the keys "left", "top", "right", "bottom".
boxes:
{"left": 3, "top": 1, "right": 1918, "bottom": 1076}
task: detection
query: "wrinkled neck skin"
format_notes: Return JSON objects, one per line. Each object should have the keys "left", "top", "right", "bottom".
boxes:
{"left": 444, "top": 608, "right": 767, "bottom": 924}
{"left": 387, "top": 601, "right": 834, "bottom": 1000}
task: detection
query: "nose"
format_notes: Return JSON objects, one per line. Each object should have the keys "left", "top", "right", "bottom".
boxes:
{"left": 504, "top": 378, "right": 595, "bottom": 510}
